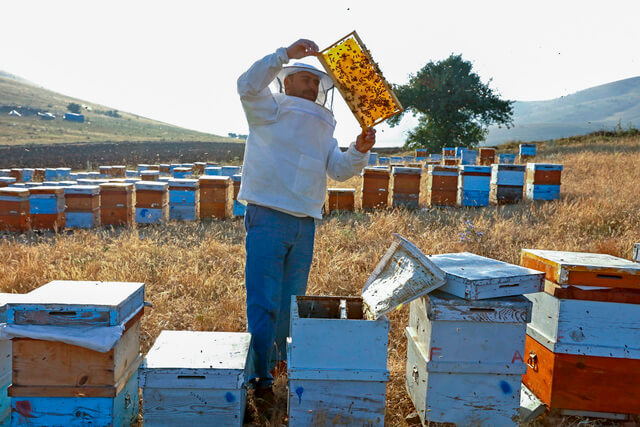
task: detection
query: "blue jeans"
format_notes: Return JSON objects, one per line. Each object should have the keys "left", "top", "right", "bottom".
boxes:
{"left": 244, "top": 204, "right": 315, "bottom": 387}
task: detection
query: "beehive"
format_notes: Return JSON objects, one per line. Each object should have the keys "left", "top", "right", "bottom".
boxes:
{"left": 426, "top": 165, "right": 458, "bottom": 207}
{"left": 499, "top": 153, "right": 516, "bottom": 164}
{"left": 429, "top": 154, "right": 442, "bottom": 164}
{"left": 378, "top": 157, "right": 390, "bottom": 165}
{"left": 135, "top": 181, "right": 169, "bottom": 224}
{"left": 317, "top": 31, "right": 402, "bottom": 129}
{"left": 111, "top": 165, "right": 126, "bottom": 178}
{"left": 29, "top": 186, "right": 65, "bottom": 230}
{"left": 361, "top": 167, "right": 390, "bottom": 209}
{"left": 368, "top": 152, "right": 378, "bottom": 166}
{"left": 406, "top": 291, "right": 532, "bottom": 426}
{"left": 457, "top": 149, "right": 477, "bottom": 165}
{"left": 139, "top": 331, "right": 251, "bottom": 426}
{"left": 391, "top": 167, "right": 421, "bottom": 209}
{"left": 220, "top": 166, "right": 241, "bottom": 177}
{"left": 173, "top": 167, "right": 192, "bottom": 179}
{"left": 64, "top": 185, "right": 100, "bottom": 229}
{"left": 168, "top": 179, "right": 199, "bottom": 221}
{"left": 519, "top": 143, "right": 537, "bottom": 163}
{"left": 0, "top": 178, "right": 16, "bottom": 188}
{"left": 199, "top": 176, "right": 232, "bottom": 220}
{"left": 0, "top": 170, "right": 9, "bottom": 178}
{"left": 524, "top": 163, "right": 562, "bottom": 201}
{"left": 99, "top": 182, "right": 134, "bottom": 226}
{"left": 141, "top": 170, "right": 159, "bottom": 181}
{"left": 326, "top": 188, "right": 356, "bottom": 213}
{"left": 490, "top": 164, "right": 525, "bottom": 205}
{"left": 204, "top": 166, "right": 222, "bottom": 176}
{"left": 159, "top": 164, "right": 171, "bottom": 175}
{"left": 287, "top": 235, "right": 446, "bottom": 427}
{"left": 147, "top": 165, "right": 160, "bottom": 172}
{"left": 22, "top": 169, "right": 34, "bottom": 183}
{"left": 0, "top": 188, "right": 30, "bottom": 232}
{"left": 479, "top": 147, "right": 496, "bottom": 165}
{"left": 193, "top": 162, "right": 207, "bottom": 175}
{"left": 428, "top": 252, "right": 544, "bottom": 300}
{"left": 415, "top": 149, "right": 428, "bottom": 161}
{"left": 457, "top": 165, "right": 491, "bottom": 207}
{"left": 9, "top": 169, "right": 22, "bottom": 183}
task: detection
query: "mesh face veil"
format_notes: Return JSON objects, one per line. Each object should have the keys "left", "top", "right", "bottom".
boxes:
{"left": 273, "top": 62, "right": 335, "bottom": 110}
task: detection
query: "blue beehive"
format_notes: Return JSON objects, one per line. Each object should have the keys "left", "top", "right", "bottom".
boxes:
{"left": 490, "top": 164, "right": 525, "bottom": 204}
{"left": 21, "top": 169, "right": 34, "bottom": 183}
{"left": 390, "top": 156, "right": 403, "bottom": 163}
{"left": 64, "top": 185, "right": 100, "bottom": 229}
{"left": 172, "top": 167, "right": 192, "bottom": 179}
{"left": 220, "top": 166, "right": 241, "bottom": 177}
{"left": 56, "top": 168, "right": 71, "bottom": 181}
{"left": 43, "top": 169, "right": 58, "bottom": 181}
{"left": 135, "top": 181, "right": 168, "bottom": 225}
{"left": 0, "top": 177, "right": 16, "bottom": 187}
{"left": 29, "top": 186, "right": 65, "bottom": 215}
{"left": 378, "top": 157, "right": 390, "bottom": 165}
{"left": 204, "top": 166, "right": 222, "bottom": 176}
{"left": 125, "top": 170, "right": 139, "bottom": 178}
{"left": 0, "top": 170, "right": 9, "bottom": 178}
{"left": 459, "top": 149, "right": 477, "bottom": 165}
{"left": 499, "top": 153, "right": 516, "bottom": 164}
{"left": 415, "top": 149, "right": 428, "bottom": 161}
{"left": 525, "top": 163, "right": 563, "bottom": 201}
{"left": 137, "top": 164, "right": 149, "bottom": 173}
{"left": 231, "top": 174, "right": 245, "bottom": 217}
{"left": 368, "top": 152, "right": 378, "bottom": 165}
{"left": 519, "top": 143, "right": 536, "bottom": 157}
{"left": 139, "top": 331, "right": 251, "bottom": 427}
{"left": 457, "top": 165, "right": 491, "bottom": 207}
{"left": 168, "top": 179, "right": 199, "bottom": 221}
{"left": 403, "top": 155, "right": 415, "bottom": 163}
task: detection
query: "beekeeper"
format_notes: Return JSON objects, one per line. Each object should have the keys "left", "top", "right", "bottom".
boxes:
{"left": 237, "top": 38, "right": 376, "bottom": 407}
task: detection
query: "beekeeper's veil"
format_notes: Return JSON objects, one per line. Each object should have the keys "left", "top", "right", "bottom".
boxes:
{"left": 273, "top": 62, "right": 335, "bottom": 109}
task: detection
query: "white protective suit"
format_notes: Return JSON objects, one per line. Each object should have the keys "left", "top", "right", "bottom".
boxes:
{"left": 237, "top": 47, "right": 370, "bottom": 219}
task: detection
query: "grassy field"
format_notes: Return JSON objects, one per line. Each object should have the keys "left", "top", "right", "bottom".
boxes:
{"left": 0, "top": 75, "right": 236, "bottom": 145}
{"left": 1, "top": 134, "right": 639, "bottom": 425}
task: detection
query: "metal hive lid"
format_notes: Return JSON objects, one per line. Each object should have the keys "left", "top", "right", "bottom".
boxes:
{"left": 362, "top": 234, "right": 446, "bottom": 320}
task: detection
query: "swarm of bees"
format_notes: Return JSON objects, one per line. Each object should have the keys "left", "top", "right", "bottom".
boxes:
{"left": 319, "top": 32, "right": 403, "bottom": 129}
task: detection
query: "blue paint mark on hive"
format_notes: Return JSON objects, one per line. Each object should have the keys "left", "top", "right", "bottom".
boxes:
{"left": 295, "top": 386, "right": 304, "bottom": 404}
{"left": 225, "top": 392, "right": 235, "bottom": 403}
{"left": 499, "top": 380, "right": 512, "bottom": 394}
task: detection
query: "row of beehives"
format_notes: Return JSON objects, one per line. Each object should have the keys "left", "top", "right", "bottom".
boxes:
{"left": 326, "top": 162, "right": 563, "bottom": 213}
{"left": 1, "top": 241, "right": 638, "bottom": 426}
{"left": 0, "top": 175, "right": 246, "bottom": 232}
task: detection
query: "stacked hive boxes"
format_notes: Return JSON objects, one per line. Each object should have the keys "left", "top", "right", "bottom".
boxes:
{"left": 0, "top": 188, "right": 30, "bottom": 232}
{"left": 490, "top": 164, "right": 526, "bottom": 204}
{"left": 231, "top": 174, "right": 245, "bottom": 217}
{"left": 7, "top": 280, "right": 144, "bottom": 426}
{"left": 288, "top": 235, "right": 446, "bottom": 426}
{"left": 111, "top": 166, "right": 126, "bottom": 178}
{"left": 457, "top": 165, "right": 491, "bottom": 207}
{"left": 520, "top": 249, "right": 640, "bottom": 418}
{"left": 391, "top": 167, "right": 421, "bottom": 209}
{"left": 326, "top": 188, "right": 356, "bottom": 213}
{"left": 29, "top": 187, "right": 65, "bottom": 230}
{"left": 479, "top": 147, "right": 496, "bottom": 165}
{"left": 426, "top": 165, "right": 458, "bottom": 207}
{"left": 406, "top": 253, "right": 544, "bottom": 426}
{"left": 361, "top": 167, "right": 390, "bottom": 209}
{"left": 403, "top": 156, "right": 415, "bottom": 163}
{"left": 64, "top": 186, "right": 100, "bottom": 228}
{"left": 168, "top": 179, "right": 199, "bottom": 221}
{"left": 100, "top": 183, "right": 134, "bottom": 226}
{"left": 199, "top": 176, "right": 232, "bottom": 219}
{"left": 135, "top": 181, "right": 169, "bottom": 224}
{"left": 99, "top": 166, "right": 113, "bottom": 178}
{"left": 139, "top": 331, "right": 251, "bottom": 426}
{"left": 525, "top": 163, "right": 563, "bottom": 201}
{"left": 519, "top": 144, "right": 536, "bottom": 162}
{"left": 499, "top": 153, "right": 516, "bottom": 164}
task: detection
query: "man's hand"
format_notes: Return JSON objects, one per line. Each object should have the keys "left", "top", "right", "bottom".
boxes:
{"left": 286, "top": 39, "right": 319, "bottom": 60}
{"left": 355, "top": 128, "right": 376, "bottom": 153}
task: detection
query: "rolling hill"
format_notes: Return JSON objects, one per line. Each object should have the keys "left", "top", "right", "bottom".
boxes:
{"left": 485, "top": 76, "right": 640, "bottom": 144}
{"left": 0, "top": 71, "right": 236, "bottom": 145}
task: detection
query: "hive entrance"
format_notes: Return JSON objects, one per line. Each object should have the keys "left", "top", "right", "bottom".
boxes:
{"left": 296, "top": 296, "right": 363, "bottom": 319}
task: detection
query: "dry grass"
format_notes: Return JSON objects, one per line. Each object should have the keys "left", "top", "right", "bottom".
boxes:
{"left": 2, "top": 135, "right": 640, "bottom": 426}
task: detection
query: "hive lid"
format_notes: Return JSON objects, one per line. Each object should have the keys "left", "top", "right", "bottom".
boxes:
{"left": 327, "top": 187, "right": 355, "bottom": 193}
{"left": 521, "top": 249, "right": 640, "bottom": 288}
{"left": 28, "top": 186, "right": 64, "bottom": 195}
{"left": 135, "top": 181, "right": 168, "bottom": 191}
{"left": 0, "top": 187, "right": 29, "bottom": 197}
{"left": 99, "top": 182, "right": 134, "bottom": 191}
{"left": 392, "top": 167, "right": 422, "bottom": 175}
{"left": 361, "top": 234, "right": 446, "bottom": 320}
{"left": 168, "top": 178, "right": 199, "bottom": 188}
{"left": 64, "top": 185, "right": 100, "bottom": 195}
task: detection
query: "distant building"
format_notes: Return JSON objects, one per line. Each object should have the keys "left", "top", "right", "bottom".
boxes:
{"left": 8, "top": 110, "right": 21, "bottom": 117}
{"left": 64, "top": 112, "right": 85, "bottom": 123}
{"left": 37, "top": 112, "right": 55, "bottom": 120}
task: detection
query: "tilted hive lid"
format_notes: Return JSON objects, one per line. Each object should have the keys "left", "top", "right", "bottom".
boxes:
{"left": 362, "top": 234, "right": 446, "bottom": 320}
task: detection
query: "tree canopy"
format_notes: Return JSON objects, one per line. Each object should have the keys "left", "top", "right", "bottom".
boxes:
{"left": 388, "top": 54, "right": 513, "bottom": 151}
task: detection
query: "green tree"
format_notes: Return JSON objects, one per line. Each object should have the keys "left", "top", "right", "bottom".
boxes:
{"left": 388, "top": 54, "right": 513, "bottom": 151}
{"left": 67, "top": 102, "right": 81, "bottom": 114}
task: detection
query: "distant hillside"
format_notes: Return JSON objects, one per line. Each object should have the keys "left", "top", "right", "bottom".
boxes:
{"left": 485, "top": 76, "right": 640, "bottom": 144}
{"left": 0, "top": 71, "right": 236, "bottom": 145}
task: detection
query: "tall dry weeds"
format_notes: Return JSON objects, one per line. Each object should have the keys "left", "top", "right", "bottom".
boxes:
{"left": 1, "top": 135, "right": 639, "bottom": 426}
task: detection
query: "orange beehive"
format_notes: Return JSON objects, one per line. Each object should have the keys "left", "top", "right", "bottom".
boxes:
{"left": 479, "top": 148, "right": 496, "bottom": 165}
{"left": 525, "top": 164, "right": 562, "bottom": 185}
{"left": 361, "top": 167, "right": 390, "bottom": 209}
{"left": 199, "top": 176, "right": 232, "bottom": 219}
{"left": 326, "top": 188, "right": 356, "bottom": 213}
{"left": 426, "top": 165, "right": 458, "bottom": 207}
{"left": 111, "top": 165, "right": 126, "bottom": 178}
{"left": 99, "top": 183, "right": 134, "bottom": 226}
{"left": 33, "top": 169, "right": 46, "bottom": 182}
{"left": 193, "top": 162, "right": 206, "bottom": 175}
{"left": 0, "top": 187, "right": 30, "bottom": 232}
{"left": 391, "top": 167, "right": 421, "bottom": 209}
{"left": 9, "top": 169, "right": 23, "bottom": 183}
{"left": 29, "top": 187, "right": 65, "bottom": 230}
{"left": 442, "top": 157, "right": 457, "bottom": 166}
{"left": 147, "top": 165, "right": 160, "bottom": 171}
{"left": 141, "top": 171, "right": 160, "bottom": 181}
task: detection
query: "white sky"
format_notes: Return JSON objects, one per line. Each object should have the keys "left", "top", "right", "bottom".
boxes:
{"left": 2, "top": 0, "right": 639, "bottom": 147}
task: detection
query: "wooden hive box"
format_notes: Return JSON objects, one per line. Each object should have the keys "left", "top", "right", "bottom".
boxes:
{"left": 361, "top": 167, "right": 390, "bottom": 209}
{"left": 479, "top": 147, "right": 496, "bottom": 165}
{"left": 378, "top": 157, "right": 390, "bottom": 165}
{"left": 406, "top": 291, "right": 532, "bottom": 426}
{"left": 33, "top": 169, "right": 45, "bottom": 182}
{"left": 457, "top": 149, "right": 477, "bottom": 165}
{"left": 99, "top": 165, "right": 113, "bottom": 178}
{"left": 220, "top": 166, "right": 241, "bottom": 177}
{"left": 99, "top": 183, "right": 134, "bottom": 226}
{"left": 29, "top": 186, "right": 65, "bottom": 230}
{"left": 141, "top": 170, "right": 159, "bottom": 181}
{"left": 428, "top": 252, "right": 545, "bottom": 300}
{"left": 147, "top": 165, "right": 160, "bottom": 171}
{"left": 168, "top": 179, "right": 200, "bottom": 221}
{"left": 490, "top": 164, "right": 525, "bottom": 205}
{"left": 525, "top": 163, "right": 563, "bottom": 185}
{"left": 287, "top": 234, "right": 446, "bottom": 427}
{"left": 159, "top": 164, "right": 171, "bottom": 174}
{"left": 139, "top": 331, "right": 251, "bottom": 427}
{"left": 21, "top": 169, "right": 34, "bottom": 183}
{"left": 204, "top": 166, "right": 222, "bottom": 176}
{"left": 231, "top": 174, "right": 245, "bottom": 217}
{"left": 193, "top": 162, "right": 206, "bottom": 174}
{"left": 521, "top": 249, "right": 640, "bottom": 289}
{"left": 391, "top": 167, "right": 421, "bottom": 209}
{"left": 499, "top": 153, "right": 516, "bottom": 164}
{"left": 199, "top": 176, "right": 232, "bottom": 220}
{"left": 0, "top": 188, "right": 30, "bottom": 232}
{"left": 457, "top": 165, "right": 491, "bottom": 207}
{"left": 64, "top": 186, "right": 101, "bottom": 229}
{"left": 111, "top": 166, "right": 126, "bottom": 178}
{"left": 519, "top": 143, "right": 536, "bottom": 157}
{"left": 415, "top": 149, "right": 428, "bottom": 161}
{"left": 172, "top": 167, "right": 192, "bottom": 179}
{"left": 9, "top": 169, "right": 23, "bottom": 183}
{"left": 135, "top": 181, "right": 169, "bottom": 225}
{"left": 326, "top": 188, "right": 355, "bottom": 213}
{"left": 442, "top": 147, "right": 456, "bottom": 157}
{"left": 426, "top": 165, "right": 458, "bottom": 207}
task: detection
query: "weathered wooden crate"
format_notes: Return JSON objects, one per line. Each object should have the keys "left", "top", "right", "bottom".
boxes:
{"left": 521, "top": 249, "right": 640, "bottom": 289}
{"left": 288, "top": 234, "right": 446, "bottom": 426}
{"left": 523, "top": 334, "right": 640, "bottom": 415}
{"left": 428, "top": 252, "right": 545, "bottom": 299}
{"left": 391, "top": 167, "right": 421, "bottom": 209}
{"left": 199, "top": 176, "right": 232, "bottom": 219}
{"left": 10, "top": 366, "right": 139, "bottom": 426}
{"left": 405, "top": 326, "right": 524, "bottom": 427}
{"left": 479, "top": 147, "right": 496, "bottom": 165}
{"left": 361, "top": 167, "right": 390, "bottom": 209}
{"left": 139, "top": 331, "right": 250, "bottom": 427}
{"left": 326, "top": 188, "right": 355, "bottom": 213}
